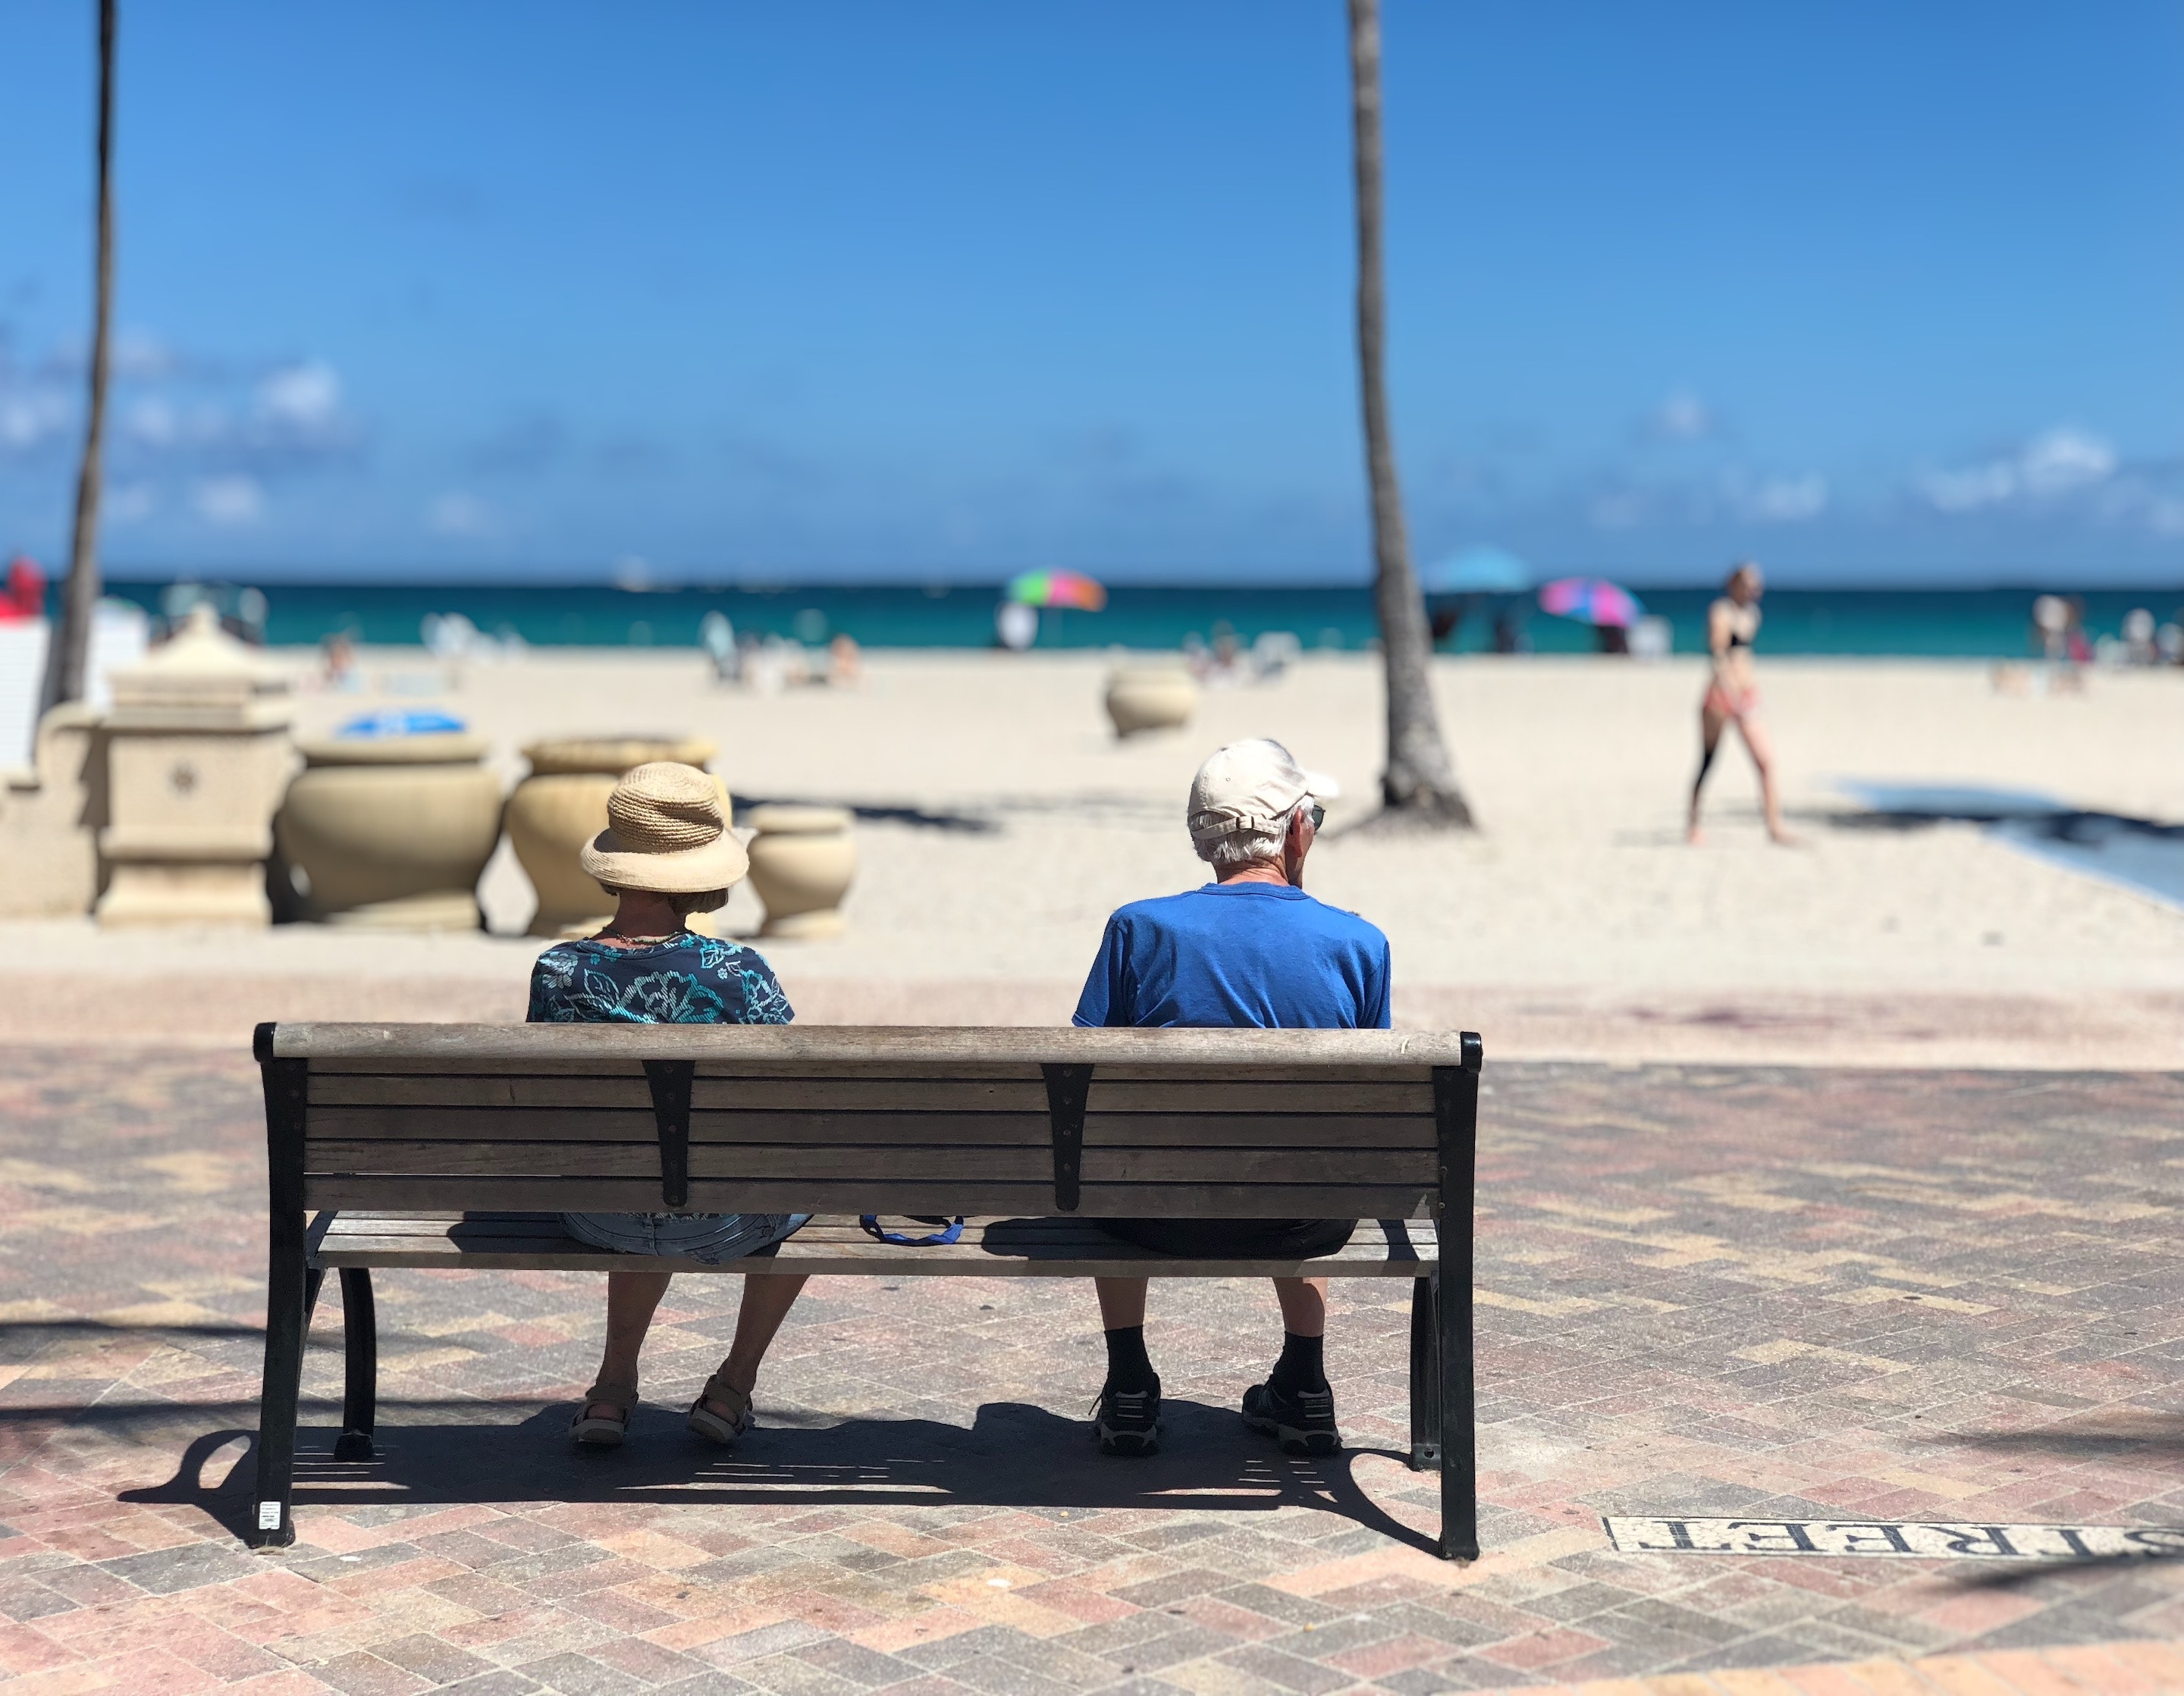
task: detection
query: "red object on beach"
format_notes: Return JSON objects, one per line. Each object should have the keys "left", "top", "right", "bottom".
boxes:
{"left": 0, "top": 555, "right": 45, "bottom": 620}
{"left": 1538, "top": 576, "right": 1642, "bottom": 629}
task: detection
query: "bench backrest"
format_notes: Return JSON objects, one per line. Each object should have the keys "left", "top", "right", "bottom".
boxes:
{"left": 256, "top": 1024, "right": 1481, "bottom": 1221}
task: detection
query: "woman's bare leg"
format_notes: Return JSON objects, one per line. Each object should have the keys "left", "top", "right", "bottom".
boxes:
{"left": 707, "top": 1272, "right": 811, "bottom": 1408}
{"left": 589, "top": 1268, "right": 673, "bottom": 1418}
{"left": 1688, "top": 705, "right": 1727, "bottom": 842}
{"left": 1736, "top": 714, "right": 1796, "bottom": 844}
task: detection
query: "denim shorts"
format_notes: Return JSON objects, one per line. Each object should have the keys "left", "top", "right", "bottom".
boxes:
{"left": 560, "top": 1212, "right": 809, "bottom": 1265}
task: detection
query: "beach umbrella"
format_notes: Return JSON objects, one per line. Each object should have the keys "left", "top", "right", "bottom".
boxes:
{"left": 1005, "top": 569, "right": 1107, "bottom": 612}
{"left": 1539, "top": 577, "right": 1643, "bottom": 629}
{"left": 1419, "top": 545, "right": 1531, "bottom": 597}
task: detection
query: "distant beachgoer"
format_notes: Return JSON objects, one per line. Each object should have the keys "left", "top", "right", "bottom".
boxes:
{"left": 828, "top": 632, "right": 861, "bottom": 685}
{"left": 0, "top": 555, "right": 45, "bottom": 621}
{"left": 1687, "top": 561, "right": 1792, "bottom": 846}
{"left": 533, "top": 762, "right": 811, "bottom": 1450}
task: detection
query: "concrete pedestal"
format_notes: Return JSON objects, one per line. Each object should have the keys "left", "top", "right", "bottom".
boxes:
{"left": 96, "top": 607, "right": 293, "bottom": 928}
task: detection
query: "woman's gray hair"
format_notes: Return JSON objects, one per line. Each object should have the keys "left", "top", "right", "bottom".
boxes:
{"left": 1193, "top": 805, "right": 1298, "bottom": 870}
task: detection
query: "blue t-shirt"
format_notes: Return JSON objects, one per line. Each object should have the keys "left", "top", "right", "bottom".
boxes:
{"left": 1072, "top": 883, "right": 1392, "bottom": 1030}
{"left": 527, "top": 933, "right": 794, "bottom": 1027}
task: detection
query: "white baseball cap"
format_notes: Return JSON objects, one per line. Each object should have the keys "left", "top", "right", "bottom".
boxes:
{"left": 1187, "top": 739, "right": 1338, "bottom": 845}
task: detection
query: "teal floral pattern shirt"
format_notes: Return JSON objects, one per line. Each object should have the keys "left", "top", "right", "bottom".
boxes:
{"left": 527, "top": 933, "right": 794, "bottom": 1027}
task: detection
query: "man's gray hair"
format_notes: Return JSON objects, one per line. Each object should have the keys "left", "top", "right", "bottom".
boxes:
{"left": 1194, "top": 803, "right": 1300, "bottom": 871}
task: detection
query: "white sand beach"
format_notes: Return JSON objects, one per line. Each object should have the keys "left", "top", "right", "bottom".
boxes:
{"left": 9, "top": 647, "right": 2183, "bottom": 1065}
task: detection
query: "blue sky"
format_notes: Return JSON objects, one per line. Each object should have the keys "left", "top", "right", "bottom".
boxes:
{"left": 2, "top": 1, "right": 2179, "bottom": 586}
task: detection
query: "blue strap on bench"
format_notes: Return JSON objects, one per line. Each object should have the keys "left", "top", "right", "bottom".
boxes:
{"left": 859, "top": 1215, "right": 965, "bottom": 1246}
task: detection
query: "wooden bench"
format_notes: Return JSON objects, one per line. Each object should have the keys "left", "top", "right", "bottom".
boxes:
{"left": 249, "top": 1022, "right": 1482, "bottom": 1558}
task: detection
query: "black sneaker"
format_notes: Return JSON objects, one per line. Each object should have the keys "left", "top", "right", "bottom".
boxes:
{"left": 1241, "top": 1380, "right": 1340, "bottom": 1456}
{"left": 1091, "top": 1381, "right": 1163, "bottom": 1456}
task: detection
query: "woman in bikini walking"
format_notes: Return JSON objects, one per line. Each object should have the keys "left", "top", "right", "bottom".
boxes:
{"left": 1687, "top": 560, "right": 1793, "bottom": 845}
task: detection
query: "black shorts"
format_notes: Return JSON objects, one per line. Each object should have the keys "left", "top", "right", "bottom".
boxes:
{"left": 1094, "top": 1218, "right": 1357, "bottom": 1260}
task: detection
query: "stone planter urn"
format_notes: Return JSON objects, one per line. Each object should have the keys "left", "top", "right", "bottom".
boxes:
{"left": 275, "top": 732, "right": 503, "bottom": 930}
{"left": 505, "top": 735, "right": 720, "bottom": 936}
{"left": 745, "top": 804, "right": 855, "bottom": 939}
{"left": 1104, "top": 666, "right": 1198, "bottom": 737}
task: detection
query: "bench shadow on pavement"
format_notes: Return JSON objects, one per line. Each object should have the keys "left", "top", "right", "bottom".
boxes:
{"left": 126, "top": 1399, "right": 1441, "bottom": 1555}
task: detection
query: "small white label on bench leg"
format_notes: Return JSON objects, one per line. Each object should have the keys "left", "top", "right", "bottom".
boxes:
{"left": 258, "top": 1501, "right": 283, "bottom": 1531}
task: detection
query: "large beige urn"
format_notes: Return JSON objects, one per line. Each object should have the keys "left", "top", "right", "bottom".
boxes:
{"left": 275, "top": 733, "right": 503, "bottom": 930}
{"left": 745, "top": 804, "right": 855, "bottom": 939}
{"left": 1104, "top": 666, "right": 1198, "bottom": 737}
{"left": 505, "top": 735, "right": 721, "bottom": 936}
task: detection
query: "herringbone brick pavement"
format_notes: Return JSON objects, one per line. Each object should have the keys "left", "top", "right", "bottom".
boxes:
{"left": 4, "top": 1051, "right": 2184, "bottom": 1692}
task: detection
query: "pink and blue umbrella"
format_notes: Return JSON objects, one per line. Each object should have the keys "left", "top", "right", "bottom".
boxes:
{"left": 1538, "top": 577, "right": 1643, "bottom": 629}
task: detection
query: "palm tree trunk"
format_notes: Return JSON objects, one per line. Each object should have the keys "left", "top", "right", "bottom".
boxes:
{"left": 39, "top": 0, "right": 118, "bottom": 717}
{"left": 1348, "top": 0, "right": 1472, "bottom": 827}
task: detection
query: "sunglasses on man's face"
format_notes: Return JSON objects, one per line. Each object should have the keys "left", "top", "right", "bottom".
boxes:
{"left": 1306, "top": 804, "right": 1326, "bottom": 829}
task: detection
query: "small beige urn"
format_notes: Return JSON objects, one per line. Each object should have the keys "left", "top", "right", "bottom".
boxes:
{"left": 276, "top": 733, "right": 504, "bottom": 930}
{"left": 1104, "top": 667, "right": 1198, "bottom": 737}
{"left": 504, "top": 735, "right": 720, "bottom": 936}
{"left": 745, "top": 804, "right": 855, "bottom": 939}
{"left": 97, "top": 607, "right": 293, "bottom": 927}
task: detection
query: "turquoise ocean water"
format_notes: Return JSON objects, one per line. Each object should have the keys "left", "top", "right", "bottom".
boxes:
{"left": 104, "top": 579, "right": 2184, "bottom": 658}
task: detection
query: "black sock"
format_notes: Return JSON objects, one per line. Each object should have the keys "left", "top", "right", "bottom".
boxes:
{"left": 1267, "top": 1331, "right": 1326, "bottom": 1396}
{"left": 1103, "top": 1325, "right": 1157, "bottom": 1392}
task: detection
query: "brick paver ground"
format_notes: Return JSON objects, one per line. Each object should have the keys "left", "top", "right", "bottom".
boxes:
{"left": 3, "top": 1050, "right": 2183, "bottom": 1694}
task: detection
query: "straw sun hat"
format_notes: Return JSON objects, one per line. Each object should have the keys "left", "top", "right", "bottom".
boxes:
{"left": 579, "top": 761, "right": 748, "bottom": 895}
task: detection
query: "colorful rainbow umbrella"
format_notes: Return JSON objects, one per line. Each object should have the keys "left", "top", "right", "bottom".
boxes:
{"left": 1005, "top": 569, "right": 1107, "bottom": 612}
{"left": 1538, "top": 577, "right": 1643, "bottom": 629}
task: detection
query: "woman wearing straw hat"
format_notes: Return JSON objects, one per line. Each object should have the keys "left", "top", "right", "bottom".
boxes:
{"left": 528, "top": 761, "right": 809, "bottom": 1448}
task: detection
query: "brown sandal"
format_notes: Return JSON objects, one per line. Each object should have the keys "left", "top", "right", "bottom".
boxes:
{"left": 570, "top": 1380, "right": 638, "bottom": 1447}
{"left": 686, "top": 1372, "right": 752, "bottom": 1446}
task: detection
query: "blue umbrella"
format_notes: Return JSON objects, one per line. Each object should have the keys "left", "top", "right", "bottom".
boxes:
{"left": 1419, "top": 546, "right": 1532, "bottom": 596}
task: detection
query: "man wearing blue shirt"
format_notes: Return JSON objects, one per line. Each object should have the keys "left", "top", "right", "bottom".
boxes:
{"left": 1073, "top": 738, "right": 1392, "bottom": 1459}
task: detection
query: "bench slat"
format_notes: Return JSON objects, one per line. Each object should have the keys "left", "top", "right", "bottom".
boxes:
{"left": 306, "top": 1108, "right": 1438, "bottom": 1152}
{"left": 309, "top": 1107, "right": 659, "bottom": 1141}
{"left": 1083, "top": 1112, "right": 1431, "bottom": 1148}
{"left": 302, "top": 1177, "right": 1062, "bottom": 1212}
{"left": 311, "top": 1076, "right": 655, "bottom": 1109}
{"left": 306, "top": 1140, "right": 1061, "bottom": 1182}
{"left": 300, "top": 1174, "right": 1431, "bottom": 1215}
{"left": 308, "top": 1210, "right": 1439, "bottom": 1277}
{"left": 272, "top": 1023, "right": 1472, "bottom": 1067}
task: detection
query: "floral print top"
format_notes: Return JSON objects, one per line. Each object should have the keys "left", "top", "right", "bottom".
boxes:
{"left": 526, "top": 933, "right": 794, "bottom": 1027}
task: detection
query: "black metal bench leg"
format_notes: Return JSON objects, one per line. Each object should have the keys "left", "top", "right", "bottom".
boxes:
{"left": 1439, "top": 1264, "right": 1478, "bottom": 1560}
{"left": 334, "top": 1268, "right": 378, "bottom": 1462}
{"left": 249, "top": 1206, "right": 307, "bottom": 1549}
{"left": 1408, "top": 1274, "right": 1439, "bottom": 1471}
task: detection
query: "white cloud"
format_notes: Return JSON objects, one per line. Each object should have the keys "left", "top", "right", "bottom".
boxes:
{"left": 1589, "top": 489, "right": 1649, "bottom": 530}
{"left": 1646, "top": 390, "right": 1715, "bottom": 441}
{"left": 194, "top": 475, "right": 265, "bottom": 525}
{"left": 1744, "top": 472, "right": 1828, "bottom": 522}
{"left": 123, "top": 395, "right": 179, "bottom": 447}
{"left": 106, "top": 482, "right": 157, "bottom": 525}
{"left": 0, "top": 387, "right": 70, "bottom": 450}
{"left": 256, "top": 360, "right": 341, "bottom": 428}
{"left": 1921, "top": 427, "right": 2117, "bottom": 513}
{"left": 2018, "top": 428, "right": 2116, "bottom": 495}
{"left": 426, "top": 491, "right": 500, "bottom": 538}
